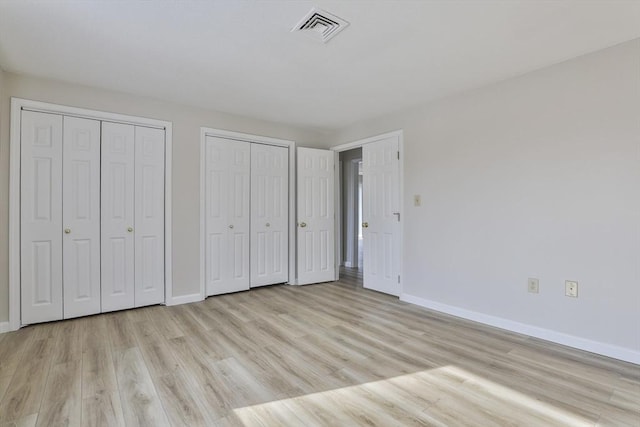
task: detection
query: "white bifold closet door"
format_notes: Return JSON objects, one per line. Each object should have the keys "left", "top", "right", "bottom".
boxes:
{"left": 250, "top": 143, "right": 289, "bottom": 287}
{"left": 204, "top": 136, "right": 251, "bottom": 295}
{"left": 101, "top": 124, "right": 165, "bottom": 310}
{"left": 101, "top": 122, "right": 135, "bottom": 311}
{"left": 134, "top": 127, "right": 166, "bottom": 306}
{"left": 21, "top": 111, "right": 64, "bottom": 324}
{"left": 62, "top": 116, "right": 102, "bottom": 318}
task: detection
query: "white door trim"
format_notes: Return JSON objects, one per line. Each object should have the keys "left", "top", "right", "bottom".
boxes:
{"left": 330, "top": 130, "right": 404, "bottom": 293}
{"left": 200, "top": 127, "right": 296, "bottom": 301}
{"left": 9, "top": 97, "right": 174, "bottom": 331}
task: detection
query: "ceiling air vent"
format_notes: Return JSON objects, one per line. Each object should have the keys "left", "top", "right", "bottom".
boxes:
{"left": 292, "top": 7, "right": 349, "bottom": 43}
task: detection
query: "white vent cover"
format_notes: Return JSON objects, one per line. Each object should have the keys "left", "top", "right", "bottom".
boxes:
{"left": 292, "top": 7, "right": 349, "bottom": 43}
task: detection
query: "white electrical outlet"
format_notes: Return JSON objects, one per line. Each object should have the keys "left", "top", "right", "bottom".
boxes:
{"left": 414, "top": 195, "right": 421, "bottom": 207}
{"left": 528, "top": 278, "right": 539, "bottom": 294}
{"left": 565, "top": 280, "right": 578, "bottom": 297}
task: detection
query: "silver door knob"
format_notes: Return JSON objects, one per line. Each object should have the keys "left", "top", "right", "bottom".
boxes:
{"left": 64, "top": 228, "right": 71, "bottom": 234}
{"left": 127, "top": 227, "right": 134, "bottom": 233}
{"left": 266, "top": 223, "right": 270, "bottom": 227}
{"left": 299, "top": 222, "right": 307, "bottom": 228}
{"left": 229, "top": 225, "right": 234, "bottom": 229}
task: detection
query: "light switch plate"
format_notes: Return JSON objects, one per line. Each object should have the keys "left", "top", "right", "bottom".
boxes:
{"left": 528, "top": 278, "right": 539, "bottom": 294}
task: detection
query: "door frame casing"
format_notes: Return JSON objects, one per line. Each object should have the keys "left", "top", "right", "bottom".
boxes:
{"left": 199, "top": 127, "right": 296, "bottom": 300}
{"left": 9, "top": 97, "right": 174, "bottom": 331}
{"left": 331, "top": 130, "right": 404, "bottom": 293}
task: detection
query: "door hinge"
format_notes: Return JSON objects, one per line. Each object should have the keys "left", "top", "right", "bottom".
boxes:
{"left": 397, "top": 151, "right": 400, "bottom": 160}
{"left": 397, "top": 275, "right": 400, "bottom": 283}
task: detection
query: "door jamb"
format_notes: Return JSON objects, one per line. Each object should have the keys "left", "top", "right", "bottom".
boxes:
{"left": 330, "top": 130, "right": 404, "bottom": 294}
{"left": 9, "top": 97, "right": 173, "bottom": 331}
{"left": 199, "top": 127, "right": 297, "bottom": 300}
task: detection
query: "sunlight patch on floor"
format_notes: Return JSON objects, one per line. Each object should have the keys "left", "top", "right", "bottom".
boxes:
{"left": 233, "top": 365, "right": 594, "bottom": 426}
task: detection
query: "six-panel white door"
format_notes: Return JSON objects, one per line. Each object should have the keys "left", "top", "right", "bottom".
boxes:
{"left": 362, "top": 137, "right": 401, "bottom": 296}
{"left": 134, "top": 126, "right": 166, "bottom": 307}
{"left": 62, "top": 116, "right": 102, "bottom": 318}
{"left": 20, "top": 111, "right": 64, "bottom": 324}
{"left": 251, "top": 143, "right": 289, "bottom": 287}
{"left": 101, "top": 122, "right": 136, "bottom": 312}
{"left": 296, "top": 147, "right": 335, "bottom": 285}
{"left": 205, "top": 136, "right": 251, "bottom": 295}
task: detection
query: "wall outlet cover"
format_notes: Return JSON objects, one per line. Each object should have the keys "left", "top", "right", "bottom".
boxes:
{"left": 565, "top": 280, "right": 578, "bottom": 297}
{"left": 528, "top": 278, "right": 539, "bottom": 294}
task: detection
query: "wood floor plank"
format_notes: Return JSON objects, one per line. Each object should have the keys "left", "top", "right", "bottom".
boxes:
{"left": 82, "top": 347, "right": 119, "bottom": 399}
{"left": 35, "top": 360, "right": 82, "bottom": 427}
{"left": 51, "top": 320, "right": 82, "bottom": 365}
{"left": 153, "top": 370, "right": 216, "bottom": 427}
{"left": 81, "top": 391, "right": 125, "bottom": 427}
{"left": 112, "top": 347, "right": 170, "bottom": 427}
{"left": 0, "top": 335, "right": 58, "bottom": 422}
{"left": 0, "top": 413, "right": 38, "bottom": 427}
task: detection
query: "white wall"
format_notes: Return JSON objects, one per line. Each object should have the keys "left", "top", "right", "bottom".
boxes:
{"left": 0, "top": 69, "right": 6, "bottom": 330}
{"left": 0, "top": 72, "right": 328, "bottom": 323}
{"left": 333, "top": 39, "right": 640, "bottom": 361}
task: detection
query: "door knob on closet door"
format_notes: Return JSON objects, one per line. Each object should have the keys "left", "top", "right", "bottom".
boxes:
{"left": 362, "top": 222, "right": 369, "bottom": 228}
{"left": 266, "top": 223, "right": 270, "bottom": 227}
{"left": 64, "top": 228, "right": 71, "bottom": 234}
{"left": 229, "top": 225, "right": 234, "bottom": 229}
{"left": 299, "top": 222, "right": 307, "bottom": 228}
{"left": 127, "top": 227, "right": 134, "bottom": 233}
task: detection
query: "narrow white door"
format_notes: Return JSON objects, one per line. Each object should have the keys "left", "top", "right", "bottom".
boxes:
{"left": 20, "top": 111, "right": 64, "bottom": 324}
{"left": 134, "top": 126, "right": 165, "bottom": 307}
{"left": 101, "top": 122, "right": 135, "bottom": 312}
{"left": 204, "top": 136, "right": 251, "bottom": 295}
{"left": 362, "top": 137, "right": 401, "bottom": 296}
{"left": 251, "top": 144, "right": 289, "bottom": 287}
{"left": 296, "top": 147, "right": 335, "bottom": 285}
{"left": 62, "top": 116, "right": 102, "bottom": 318}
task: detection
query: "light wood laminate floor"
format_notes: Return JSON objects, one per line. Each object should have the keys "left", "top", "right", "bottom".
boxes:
{"left": 0, "top": 269, "right": 638, "bottom": 426}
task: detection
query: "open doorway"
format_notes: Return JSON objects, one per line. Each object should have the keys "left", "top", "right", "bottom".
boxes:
{"left": 339, "top": 148, "right": 363, "bottom": 286}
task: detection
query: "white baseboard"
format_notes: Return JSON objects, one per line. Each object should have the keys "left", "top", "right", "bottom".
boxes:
{"left": 167, "top": 293, "right": 203, "bottom": 306}
{"left": 0, "top": 321, "right": 11, "bottom": 334}
{"left": 344, "top": 261, "right": 353, "bottom": 268}
{"left": 400, "top": 293, "right": 640, "bottom": 365}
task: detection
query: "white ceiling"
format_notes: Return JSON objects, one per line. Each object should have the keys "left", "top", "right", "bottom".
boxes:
{"left": 1, "top": 1, "right": 639, "bottom": 132}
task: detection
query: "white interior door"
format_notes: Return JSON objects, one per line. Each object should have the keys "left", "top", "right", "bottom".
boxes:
{"left": 362, "top": 137, "right": 401, "bottom": 296}
{"left": 20, "top": 111, "right": 64, "bottom": 324}
{"left": 101, "top": 122, "right": 135, "bottom": 312}
{"left": 134, "top": 126, "right": 165, "bottom": 307}
{"left": 296, "top": 147, "right": 335, "bottom": 285}
{"left": 251, "top": 143, "right": 289, "bottom": 287}
{"left": 62, "top": 116, "right": 101, "bottom": 318}
{"left": 204, "top": 136, "right": 251, "bottom": 295}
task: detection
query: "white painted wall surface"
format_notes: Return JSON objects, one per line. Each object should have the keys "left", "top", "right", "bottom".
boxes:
{"left": 0, "top": 69, "right": 8, "bottom": 331}
{"left": 333, "top": 40, "right": 640, "bottom": 360}
{"left": 0, "top": 72, "right": 328, "bottom": 323}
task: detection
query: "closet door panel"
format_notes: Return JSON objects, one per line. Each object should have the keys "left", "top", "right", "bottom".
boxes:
{"left": 101, "top": 122, "right": 135, "bottom": 312}
{"left": 204, "top": 136, "right": 250, "bottom": 295}
{"left": 20, "top": 111, "right": 64, "bottom": 324}
{"left": 134, "top": 126, "right": 165, "bottom": 307}
{"left": 250, "top": 144, "right": 288, "bottom": 287}
{"left": 62, "top": 116, "right": 101, "bottom": 318}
